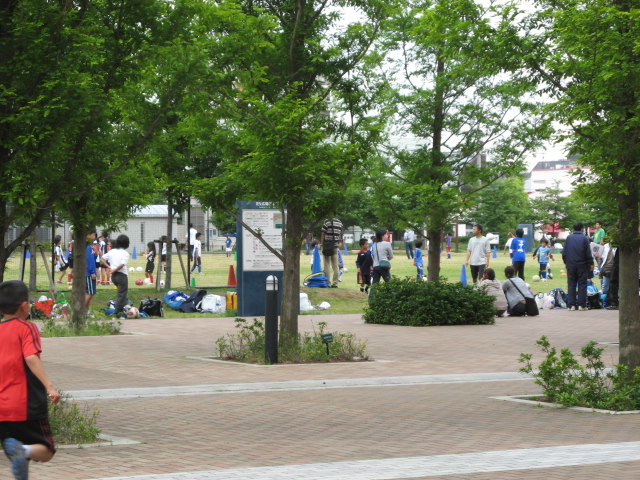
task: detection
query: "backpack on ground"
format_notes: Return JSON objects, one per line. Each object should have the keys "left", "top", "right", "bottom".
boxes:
{"left": 139, "top": 297, "right": 164, "bottom": 317}
{"left": 587, "top": 285, "right": 602, "bottom": 309}
{"left": 178, "top": 289, "right": 208, "bottom": 313}
{"left": 199, "top": 294, "right": 226, "bottom": 314}
{"left": 549, "top": 288, "right": 567, "bottom": 309}
{"left": 164, "top": 290, "right": 188, "bottom": 310}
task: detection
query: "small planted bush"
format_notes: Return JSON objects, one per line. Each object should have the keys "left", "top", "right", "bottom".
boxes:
{"left": 363, "top": 277, "right": 495, "bottom": 326}
{"left": 49, "top": 392, "right": 101, "bottom": 444}
{"left": 216, "top": 319, "right": 369, "bottom": 364}
{"left": 519, "top": 336, "right": 640, "bottom": 411}
{"left": 39, "top": 317, "right": 122, "bottom": 337}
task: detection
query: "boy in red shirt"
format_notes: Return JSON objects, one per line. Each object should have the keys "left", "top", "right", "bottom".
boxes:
{"left": 0, "top": 280, "right": 61, "bottom": 480}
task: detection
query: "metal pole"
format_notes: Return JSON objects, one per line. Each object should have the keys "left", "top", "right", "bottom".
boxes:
{"left": 18, "top": 243, "right": 27, "bottom": 282}
{"left": 264, "top": 275, "right": 278, "bottom": 364}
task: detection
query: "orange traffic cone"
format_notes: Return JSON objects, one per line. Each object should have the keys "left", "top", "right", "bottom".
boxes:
{"left": 227, "top": 265, "right": 237, "bottom": 287}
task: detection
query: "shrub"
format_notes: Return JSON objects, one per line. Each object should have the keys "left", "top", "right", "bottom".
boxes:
{"left": 216, "top": 319, "right": 369, "bottom": 364}
{"left": 49, "top": 391, "right": 101, "bottom": 444}
{"left": 363, "top": 277, "right": 495, "bottom": 326}
{"left": 39, "top": 317, "right": 122, "bottom": 337}
{"left": 519, "top": 336, "right": 640, "bottom": 411}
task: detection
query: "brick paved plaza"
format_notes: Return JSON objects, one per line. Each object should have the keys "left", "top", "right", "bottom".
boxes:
{"left": 10, "top": 308, "right": 640, "bottom": 479}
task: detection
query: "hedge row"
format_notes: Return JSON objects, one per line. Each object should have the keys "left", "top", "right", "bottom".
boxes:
{"left": 363, "top": 277, "right": 496, "bottom": 326}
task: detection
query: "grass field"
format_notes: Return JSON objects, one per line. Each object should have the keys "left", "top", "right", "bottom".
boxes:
{"left": 8, "top": 247, "right": 577, "bottom": 317}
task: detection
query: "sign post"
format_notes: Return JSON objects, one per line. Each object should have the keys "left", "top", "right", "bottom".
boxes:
{"left": 236, "top": 201, "right": 285, "bottom": 317}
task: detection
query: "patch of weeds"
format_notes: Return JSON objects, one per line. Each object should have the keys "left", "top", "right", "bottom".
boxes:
{"left": 519, "top": 335, "right": 640, "bottom": 411}
{"left": 216, "top": 319, "right": 369, "bottom": 364}
{"left": 40, "top": 317, "right": 122, "bottom": 337}
{"left": 49, "top": 391, "right": 101, "bottom": 445}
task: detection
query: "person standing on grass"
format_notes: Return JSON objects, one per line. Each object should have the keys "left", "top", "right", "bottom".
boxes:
{"left": 593, "top": 221, "right": 605, "bottom": 244}
{"left": 145, "top": 242, "right": 156, "bottom": 284}
{"left": 0, "top": 280, "right": 61, "bottom": 480}
{"left": 510, "top": 228, "right": 527, "bottom": 280}
{"left": 101, "top": 234, "right": 130, "bottom": 319}
{"left": 54, "top": 235, "right": 69, "bottom": 285}
{"left": 562, "top": 221, "right": 594, "bottom": 311}
{"left": 533, "top": 238, "right": 553, "bottom": 282}
{"left": 356, "top": 238, "right": 372, "bottom": 293}
{"left": 413, "top": 240, "right": 424, "bottom": 280}
{"left": 444, "top": 233, "right": 452, "bottom": 259}
{"left": 404, "top": 228, "right": 415, "bottom": 259}
{"left": 372, "top": 229, "right": 393, "bottom": 284}
{"left": 186, "top": 223, "right": 197, "bottom": 261}
{"left": 190, "top": 233, "right": 203, "bottom": 275}
{"left": 225, "top": 235, "right": 233, "bottom": 258}
{"left": 98, "top": 232, "right": 109, "bottom": 285}
{"left": 465, "top": 224, "right": 491, "bottom": 286}
{"left": 85, "top": 231, "right": 98, "bottom": 317}
{"left": 321, "top": 215, "right": 343, "bottom": 288}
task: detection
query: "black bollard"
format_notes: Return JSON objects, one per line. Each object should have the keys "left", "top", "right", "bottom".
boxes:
{"left": 264, "top": 275, "right": 279, "bottom": 364}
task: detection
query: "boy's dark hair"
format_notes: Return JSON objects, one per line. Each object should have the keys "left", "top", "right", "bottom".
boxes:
{"left": 596, "top": 221, "right": 603, "bottom": 226}
{"left": 415, "top": 240, "right": 423, "bottom": 249}
{"left": 0, "top": 280, "right": 29, "bottom": 315}
{"left": 540, "top": 238, "right": 548, "bottom": 245}
{"left": 311, "top": 240, "right": 319, "bottom": 247}
{"left": 196, "top": 232, "right": 202, "bottom": 239}
{"left": 515, "top": 228, "right": 524, "bottom": 237}
{"left": 574, "top": 221, "right": 584, "bottom": 231}
{"left": 359, "top": 238, "right": 368, "bottom": 248}
{"left": 504, "top": 265, "right": 516, "bottom": 278}
{"left": 53, "top": 235, "right": 62, "bottom": 245}
{"left": 485, "top": 268, "right": 496, "bottom": 280}
{"left": 115, "top": 234, "right": 130, "bottom": 249}
{"left": 87, "top": 229, "right": 97, "bottom": 236}
{"left": 474, "top": 224, "right": 483, "bottom": 233}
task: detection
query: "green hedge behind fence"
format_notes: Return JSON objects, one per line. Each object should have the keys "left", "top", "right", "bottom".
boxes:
{"left": 363, "top": 277, "right": 496, "bottom": 326}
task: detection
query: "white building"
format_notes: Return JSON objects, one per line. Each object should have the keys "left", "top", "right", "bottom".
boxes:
{"left": 523, "top": 157, "right": 590, "bottom": 197}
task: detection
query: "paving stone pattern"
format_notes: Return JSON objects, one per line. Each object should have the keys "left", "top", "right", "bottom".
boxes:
{"left": 12, "top": 308, "right": 640, "bottom": 479}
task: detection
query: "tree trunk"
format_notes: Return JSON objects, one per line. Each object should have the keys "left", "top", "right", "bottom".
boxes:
{"left": 166, "top": 198, "right": 174, "bottom": 290}
{"left": 427, "top": 228, "right": 443, "bottom": 281}
{"left": 29, "top": 234, "right": 37, "bottom": 291}
{"left": 69, "top": 228, "right": 87, "bottom": 333}
{"left": 617, "top": 189, "right": 640, "bottom": 370}
{"left": 279, "top": 200, "right": 302, "bottom": 346}
{"left": 425, "top": 54, "right": 446, "bottom": 283}
{"left": 0, "top": 199, "right": 52, "bottom": 283}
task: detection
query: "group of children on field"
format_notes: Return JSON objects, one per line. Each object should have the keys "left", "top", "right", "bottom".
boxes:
{"left": 353, "top": 237, "right": 426, "bottom": 293}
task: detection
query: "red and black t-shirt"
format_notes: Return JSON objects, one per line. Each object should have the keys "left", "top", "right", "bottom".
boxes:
{"left": 0, "top": 318, "right": 47, "bottom": 421}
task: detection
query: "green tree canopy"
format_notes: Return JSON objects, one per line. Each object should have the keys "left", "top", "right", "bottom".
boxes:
{"left": 371, "top": 0, "right": 551, "bottom": 281}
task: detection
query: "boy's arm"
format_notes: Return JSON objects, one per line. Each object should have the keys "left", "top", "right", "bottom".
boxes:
{"left": 25, "top": 355, "right": 61, "bottom": 404}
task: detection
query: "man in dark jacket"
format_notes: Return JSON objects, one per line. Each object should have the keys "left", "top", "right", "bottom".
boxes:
{"left": 562, "top": 222, "right": 594, "bottom": 311}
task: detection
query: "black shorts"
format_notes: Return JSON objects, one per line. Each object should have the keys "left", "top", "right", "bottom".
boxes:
{"left": 66, "top": 258, "right": 74, "bottom": 269}
{"left": 145, "top": 261, "right": 155, "bottom": 274}
{"left": 58, "top": 263, "right": 69, "bottom": 272}
{"left": 0, "top": 418, "right": 56, "bottom": 453}
{"left": 161, "top": 254, "right": 167, "bottom": 263}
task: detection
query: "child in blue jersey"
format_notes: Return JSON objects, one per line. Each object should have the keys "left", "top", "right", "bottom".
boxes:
{"left": 413, "top": 240, "right": 424, "bottom": 280}
{"left": 337, "top": 247, "right": 344, "bottom": 282}
{"left": 533, "top": 238, "right": 553, "bottom": 281}
{"left": 510, "top": 228, "right": 527, "bottom": 280}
